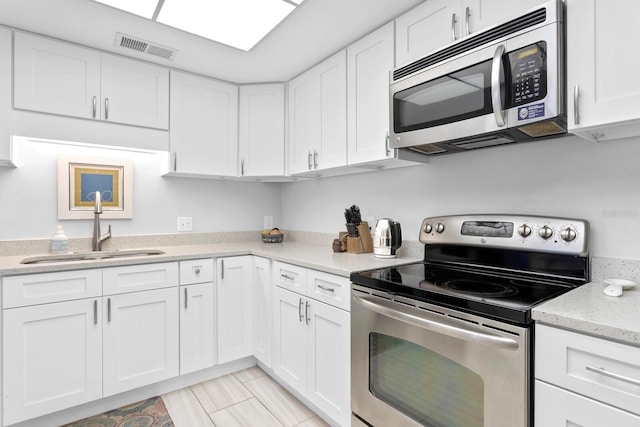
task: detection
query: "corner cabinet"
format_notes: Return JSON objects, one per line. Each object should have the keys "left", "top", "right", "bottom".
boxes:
{"left": 13, "top": 32, "right": 169, "bottom": 130}
{"left": 535, "top": 324, "right": 640, "bottom": 426}
{"left": 272, "top": 261, "right": 351, "bottom": 426}
{"left": 253, "top": 256, "right": 272, "bottom": 367}
{"left": 168, "top": 71, "right": 239, "bottom": 177}
{"left": 239, "top": 84, "right": 285, "bottom": 178}
{"left": 567, "top": 0, "right": 640, "bottom": 142}
{"left": 0, "top": 27, "right": 13, "bottom": 167}
{"left": 288, "top": 50, "right": 347, "bottom": 175}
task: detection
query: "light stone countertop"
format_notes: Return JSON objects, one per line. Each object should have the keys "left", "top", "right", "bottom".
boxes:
{"left": 532, "top": 281, "right": 640, "bottom": 346}
{"left": 0, "top": 241, "right": 422, "bottom": 278}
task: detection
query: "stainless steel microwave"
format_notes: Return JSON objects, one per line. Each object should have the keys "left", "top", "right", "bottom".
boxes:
{"left": 390, "top": 0, "right": 565, "bottom": 156}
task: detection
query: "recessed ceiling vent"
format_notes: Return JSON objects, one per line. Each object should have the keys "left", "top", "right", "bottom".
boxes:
{"left": 114, "top": 33, "right": 179, "bottom": 61}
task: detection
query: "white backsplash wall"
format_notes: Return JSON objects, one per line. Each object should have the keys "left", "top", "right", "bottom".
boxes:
{"left": 0, "top": 138, "right": 282, "bottom": 240}
{"left": 280, "top": 134, "right": 640, "bottom": 260}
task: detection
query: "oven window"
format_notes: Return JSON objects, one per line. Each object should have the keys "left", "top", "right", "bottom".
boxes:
{"left": 369, "top": 333, "right": 484, "bottom": 427}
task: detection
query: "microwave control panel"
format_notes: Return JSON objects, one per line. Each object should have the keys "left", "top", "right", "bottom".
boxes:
{"left": 508, "top": 42, "right": 547, "bottom": 107}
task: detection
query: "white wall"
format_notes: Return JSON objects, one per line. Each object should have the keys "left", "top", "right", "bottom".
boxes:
{"left": 0, "top": 138, "right": 282, "bottom": 240}
{"left": 280, "top": 135, "right": 640, "bottom": 260}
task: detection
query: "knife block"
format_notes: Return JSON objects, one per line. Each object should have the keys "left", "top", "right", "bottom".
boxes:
{"left": 346, "top": 222, "right": 374, "bottom": 254}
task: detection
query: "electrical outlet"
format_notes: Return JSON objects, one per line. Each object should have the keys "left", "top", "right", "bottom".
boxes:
{"left": 177, "top": 217, "right": 192, "bottom": 232}
{"left": 264, "top": 215, "right": 273, "bottom": 229}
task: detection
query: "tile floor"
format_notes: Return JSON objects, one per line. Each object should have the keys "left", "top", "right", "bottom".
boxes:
{"left": 162, "top": 366, "right": 330, "bottom": 427}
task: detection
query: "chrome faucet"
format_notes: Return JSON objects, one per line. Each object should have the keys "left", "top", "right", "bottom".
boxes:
{"left": 92, "top": 191, "right": 112, "bottom": 251}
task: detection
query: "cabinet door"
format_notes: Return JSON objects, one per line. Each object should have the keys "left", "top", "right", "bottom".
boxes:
{"left": 253, "top": 256, "right": 272, "bottom": 367}
{"left": 288, "top": 69, "right": 319, "bottom": 175}
{"left": 273, "top": 286, "right": 307, "bottom": 395}
{"left": 239, "top": 84, "right": 285, "bottom": 177}
{"left": 170, "top": 71, "right": 239, "bottom": 176}
{"left": 316, "top": 50, "right": 347, "bottom": 171}
{"left": 3, "top": 299, "right": 102, "bottom": 425}
{"left": 180, "top": 282, "right": 216, "bottom": 375}
{"left": 0, "top": 28, "right": 11, "bottom": 166}
{"left": 461, "top": 0, "right": 543, "bottom": 36}
{"left": 103, "top": 287, "right": 179, "bottom": 396}
{"left": 100, "top": 54, "right": 169, "bottom": 129}
{"left": 14, "top": 32, "right": 100, "bottom": 119}
{"left": 395, "top": 0, "right": 461, "bottom": 66}
{"left": 567, "top": 0, "right": 640, "bottom": 135}
{"left": 347, "top": 22, "right": 394, "bottom": 166}
{"left": 306, "top": 299, "right": 350, "bottom": 427}
{"left": 535, "top": 381, "right": 640, "bottom": 427}
{"left": 217, "top": 256, "right": 253, "bottom": 364}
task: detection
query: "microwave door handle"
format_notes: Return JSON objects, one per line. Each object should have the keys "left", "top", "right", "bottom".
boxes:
{"left": 491, "top": 44, "right": 506, "bottom": 127}
{"left": 353, "top": 294, "right": 519, "bottom": 351}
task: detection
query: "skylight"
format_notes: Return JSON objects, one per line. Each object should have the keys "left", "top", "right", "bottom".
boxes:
{"left": 93, "top": 0, "right": 303, "bottom": 51}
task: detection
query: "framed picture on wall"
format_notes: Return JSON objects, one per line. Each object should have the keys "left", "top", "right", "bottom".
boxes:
{"left": 57, "top": 156, "right": 133, "bottom": 219}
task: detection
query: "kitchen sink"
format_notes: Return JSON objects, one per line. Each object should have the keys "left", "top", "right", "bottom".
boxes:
{"left": 20, "top": 249, "right": 166, "bottom": 264}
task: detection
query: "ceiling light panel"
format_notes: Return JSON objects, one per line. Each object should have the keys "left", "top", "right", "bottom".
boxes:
{"left": 93, "top": 0, "right": 159, "bottom": 19}
{"left": 157, "top": 0, "right": 295, "bottom": 51}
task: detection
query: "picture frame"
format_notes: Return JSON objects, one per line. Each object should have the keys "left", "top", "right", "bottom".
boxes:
{"left": 57, "top": 156, "right": 133, "bottom": 219}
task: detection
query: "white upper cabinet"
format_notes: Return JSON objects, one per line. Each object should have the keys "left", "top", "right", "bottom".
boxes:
{"left": 14, "top": 32, "right": 169, "bottom": 130}
{"left": 567, "top": 0, "right": 640, "bottom": 141}
{"left": 239, "top": 84, "right": 285, "bottom": 177}
{"left": 288, "top": 50, "right": 347, "bottom": 175}
{"left": 0, "top": 28, "right": 13, "bottom": 167}
{"left": 347, "top": 22, "right": 395, "bottom": 165}
{"left": 395, "top": 0, "right": 544, "bottom": 65}
{"left": 169, "top": 71, "right": 238, "bottom": 177}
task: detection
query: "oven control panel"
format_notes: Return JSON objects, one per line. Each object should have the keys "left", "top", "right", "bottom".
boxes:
{"left": 419, "top": 214, "right": 588, "bottom": 255}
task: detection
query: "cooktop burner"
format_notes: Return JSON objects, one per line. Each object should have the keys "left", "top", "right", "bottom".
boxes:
{"left": 433, "top": 279, "right": 519, "bottom": 297}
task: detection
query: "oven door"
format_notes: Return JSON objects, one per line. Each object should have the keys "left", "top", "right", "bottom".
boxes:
{"left": 351, "top": 287, "right": 530, "bottom": 427}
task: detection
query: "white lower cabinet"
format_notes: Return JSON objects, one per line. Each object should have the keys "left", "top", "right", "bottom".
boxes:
{"left": 253, "top": 256, "right": 272, "bottom": 367}
{"left": 217, "top": 256, "right": 253, "bottom": 364}
{"left": 272, "top": 262, "right": 350, "bottom": 426}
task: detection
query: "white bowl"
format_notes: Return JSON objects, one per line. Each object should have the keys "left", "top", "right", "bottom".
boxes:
{"left": 603, "top": 279, "right": 637, "bottom": 290}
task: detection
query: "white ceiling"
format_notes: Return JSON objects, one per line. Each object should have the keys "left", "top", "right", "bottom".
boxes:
{"left": 0, "top": 0, "right": 424, "bottom": 84}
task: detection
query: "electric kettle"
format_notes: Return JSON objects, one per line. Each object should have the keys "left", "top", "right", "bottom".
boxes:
{"left": 373, "top": 218, "right": 402, "bottom": 258}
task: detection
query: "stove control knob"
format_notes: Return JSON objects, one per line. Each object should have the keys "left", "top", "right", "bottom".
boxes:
{"left": 538, "top": 225, "right": 554, "bottom": 239}
{"left": 424, "top": 223, "right": 433, "bottom": 233}
{"left": 436, "top": 223, "right": 445, "bottom": 233}
{"left": 517, "top": 224, "right": 532, "bottom": 238}
{"left": 560, "top": 227, "right": 577, "bottom": 242}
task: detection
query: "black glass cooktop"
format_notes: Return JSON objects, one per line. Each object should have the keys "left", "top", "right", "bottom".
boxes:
{"left": 351, "top": 262, "right": 578, "bottom": 324}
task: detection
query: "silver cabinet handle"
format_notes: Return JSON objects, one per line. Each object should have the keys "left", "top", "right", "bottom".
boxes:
{"left": 92, "top": 96, "right": 97, "bottom": 118}
{"left": 104, "top": 98, "right": 109, "bottom": 120}
{"left": 313, "top": 151, "right": 318, "bottom": 169}
{"left": 574, "top": 85, "right": 580, "bottom": 125}
{"left": 184, "top": 287, "right": 188, "bottom": 309}
{"left": 305, "top": 300, "right": 310, "bottom": 325}
{"left": 281, "top": 273, "right": 294, "bottom": 281}
{"left": 491, "top": 44, "right": 506, "bottom": 127}
{"left": 354, "top": 294, "right": 519, "bottom": 350}
{"left": 308, "top": 151, "right": 312, "bottom": 170}
{"left": 385, "top": 132, "right": 390, "bottom": 156}
{"left": 451, "top": 13, "right": 457, "bottom": 41}
{"left": 241, "top": 159, "right": 245, "bottom": 176}
{"left": 298, "top": 298, "right": 304, "bottom": 322}
{"left": 194, "top": 267, "right": 201, "bottom": 275}
{"left": 586, "top": 365, "right": 640, "bottom": 387}
{"left": 107, "top": 298, "right": 111, "bottom": 322}
{"left": 221, "top": 259, "right": 224, "bottom": 280}
{"left": 318, "top": 284, "right": 335, "bottom": 293}
{"left": 172, "top": 152, "right": 177, "bottom": 172}
{"left": 94, "top": 299, "right": 98, "bottom": 325}
{"left": 464, "top": 6, "right": 471, "bottom": 36}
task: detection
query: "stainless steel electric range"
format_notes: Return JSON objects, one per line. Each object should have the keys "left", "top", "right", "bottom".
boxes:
{"left": 350, "top": 214, "right": 589, "bottom": 427}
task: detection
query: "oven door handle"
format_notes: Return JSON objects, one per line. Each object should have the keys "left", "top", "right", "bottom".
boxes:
{"left": 354, "top": 294, "right": 519, "bottom": 351}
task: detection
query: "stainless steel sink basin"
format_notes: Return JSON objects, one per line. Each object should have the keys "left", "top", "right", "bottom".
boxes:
{"left": 20, "top": 249, "right": 165, "bottom": 264}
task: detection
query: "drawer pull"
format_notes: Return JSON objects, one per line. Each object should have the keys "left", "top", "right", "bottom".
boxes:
{"left": 194, "top": 267, "right": 201, "bottom": 275}
{"left": 586, "top": 365, "right": 640, "bottom": 387}
{"left": 281, "top": 273, "right": 295, "bottom": 281}
{"left": 317, "top": 284, "right": 335, "bottom": 293}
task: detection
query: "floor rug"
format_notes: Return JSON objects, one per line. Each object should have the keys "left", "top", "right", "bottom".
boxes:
{"left": 62, "top": 396, "right": 174, "bottom": 427}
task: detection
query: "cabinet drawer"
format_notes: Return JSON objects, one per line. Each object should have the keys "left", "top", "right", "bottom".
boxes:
{"left": 103, "top": 262, "right": 178, "bottom": 295}
{"left": 3, "top": 270, "right": 102, "bottom": 308}
{"left": 307, "top": 270, "right": 350, "bottom": 311}
{"left": 179, "top": 258, "right": 214, "bottom": 285}
{"left": 272, "top": 261, "right": 307, "bottom": 294}
{"left": 536, "top": 324, "right": 640, "bottom": 416}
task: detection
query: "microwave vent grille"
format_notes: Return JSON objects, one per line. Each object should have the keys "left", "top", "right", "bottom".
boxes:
{"left": 393, "top": 7, "right": 547, "bottom": 81}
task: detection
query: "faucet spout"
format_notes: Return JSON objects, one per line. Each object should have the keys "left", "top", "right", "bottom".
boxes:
{"left": 92, "top": 191, "right": 112, "bottom": 251}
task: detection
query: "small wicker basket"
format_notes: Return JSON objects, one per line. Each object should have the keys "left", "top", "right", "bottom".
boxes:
{"left": 261, "top": 233, "right": 284, "bottom": 243}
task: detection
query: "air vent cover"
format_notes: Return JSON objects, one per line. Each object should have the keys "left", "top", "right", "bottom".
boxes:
{"left": 115, "top": 33, "right": 178, "bottom": 61}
